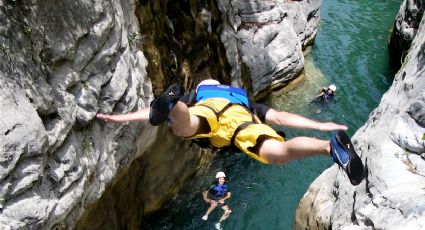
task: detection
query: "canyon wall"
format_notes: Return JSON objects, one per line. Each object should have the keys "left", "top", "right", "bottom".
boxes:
{"left": 0, "top": 0, "right": 321, "bottom": 229}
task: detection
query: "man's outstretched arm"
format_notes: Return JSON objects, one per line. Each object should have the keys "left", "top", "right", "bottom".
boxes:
{"left": 264, "top": 108, "right": 347, "bottom": 131}
{"left": 96, "top": 107, "right": 150, "bottom": 123}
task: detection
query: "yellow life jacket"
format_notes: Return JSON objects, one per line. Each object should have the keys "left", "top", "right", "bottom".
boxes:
{"left": 189, "top": 97, "right": 261, "bottom": 148}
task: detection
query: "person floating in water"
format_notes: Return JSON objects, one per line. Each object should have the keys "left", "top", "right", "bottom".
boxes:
{"left": 96, "top": 79, "right": 364, "bottom": 185}
{"left": 202, "top": 171, "right": 231, "bottom": 229}
{"left": 316, "top": 84, "right": 336, "bottom": 101}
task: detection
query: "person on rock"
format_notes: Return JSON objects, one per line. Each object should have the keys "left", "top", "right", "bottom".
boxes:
{"left": 96, "top": 79, "right": 364, "bottom": 185}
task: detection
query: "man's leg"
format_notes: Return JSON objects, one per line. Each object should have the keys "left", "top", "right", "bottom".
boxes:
{"left": 169, "top": 101, "right": 200, "bottom": 137}
{"left": 148, "top": 83, "right": 201, "bottom": 137}
{"left": 219, "top": 205, "right": 231, "bottom": 222}
{"left": 258, "top": 137, "right": 330, "bottom": 165}
{"left": 204, "top": 200, "right": 218, "bottom": 217}
{"left": 149, "top": 83, "right": 184, "bottom": 126}
{"left": 259, "top": 133, "right": 365, "bottom": 185}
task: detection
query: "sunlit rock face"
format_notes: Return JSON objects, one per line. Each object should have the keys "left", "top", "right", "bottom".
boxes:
{"left": 0, "top": 0, "right": 320, "bottom": 229}
{"left": 388, "top": 0, "right": 424, "bottom": 70}
{"left": 134, "top": 0, "right": 321, "bottom": 99}
{"left": 294, "top": 2, "right": 425, "bottom": 229}
{"left": 217, "top": 0, "right": 322, "bottom": 99}
{"left": 0, "top": 0, "right": 154, "bottom": 228}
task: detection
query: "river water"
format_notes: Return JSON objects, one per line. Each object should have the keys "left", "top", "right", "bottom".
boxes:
{"left": 141, "top": 0, "right": 402, "bottom": 229}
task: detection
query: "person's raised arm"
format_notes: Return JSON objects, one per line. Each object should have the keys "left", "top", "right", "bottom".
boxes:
{"left": 96, "top": 107, "right": 150, "bottom": 123}
{"left": 264, "top": 108, "right": 347, "bottom": 131}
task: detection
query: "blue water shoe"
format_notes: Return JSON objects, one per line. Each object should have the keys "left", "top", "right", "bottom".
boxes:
{"left": 330, "top": 131, "right": 364, "bottom": 185}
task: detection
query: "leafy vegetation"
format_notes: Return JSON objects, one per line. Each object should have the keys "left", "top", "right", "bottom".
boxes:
{"left": 128, "top": 32, "right": 144, "bottom": 47}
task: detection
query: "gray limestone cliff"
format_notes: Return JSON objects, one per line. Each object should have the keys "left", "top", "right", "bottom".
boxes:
{"left": 135, "top": 0, "right": 321, "bottom": 99}
{"left": 0, "top": 0, "right": 154, "bottom": 229}
{"left": 218, "top": 0, "right": 322, "bottom": 99}
{"left": 388, "top": 0, "right": 424, "bottom": 70}
{"left": 0, "top": 0, "right": 321, "bottom": 229}
{"left": 294, "top": 1, "right": 425, "bottom": 229}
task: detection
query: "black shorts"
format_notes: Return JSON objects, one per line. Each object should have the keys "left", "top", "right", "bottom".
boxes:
{"left": 207, "top": 193, "right": 226, "bottom": 205}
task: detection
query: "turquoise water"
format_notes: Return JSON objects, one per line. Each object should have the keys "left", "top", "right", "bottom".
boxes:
{"left": 141, "top": 0, "right": 402, "bottom": 229}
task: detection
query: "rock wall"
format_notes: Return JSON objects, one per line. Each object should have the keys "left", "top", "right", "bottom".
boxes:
{"left": 133, "top": 0, "right": 322, "bottom": 99}
{"left": 388, "top": 0, "right": 424, "bottom": 70}
{"left": 294, "top": 2, "right": 425, "bottom": 229}
{"left": 0, "top": 0, "right": 156, "bottom": 229}
{"left": 0, "top": 0, "right": 321, "bottom": 229}
{"left": 134, "top": 0, "right": 232, "bottom": 95}
{"left": 75, "top": 125, "right": 214, "bottom": 230}
{"left": 218, "top": 0, "right": 322, "bottom": 99}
